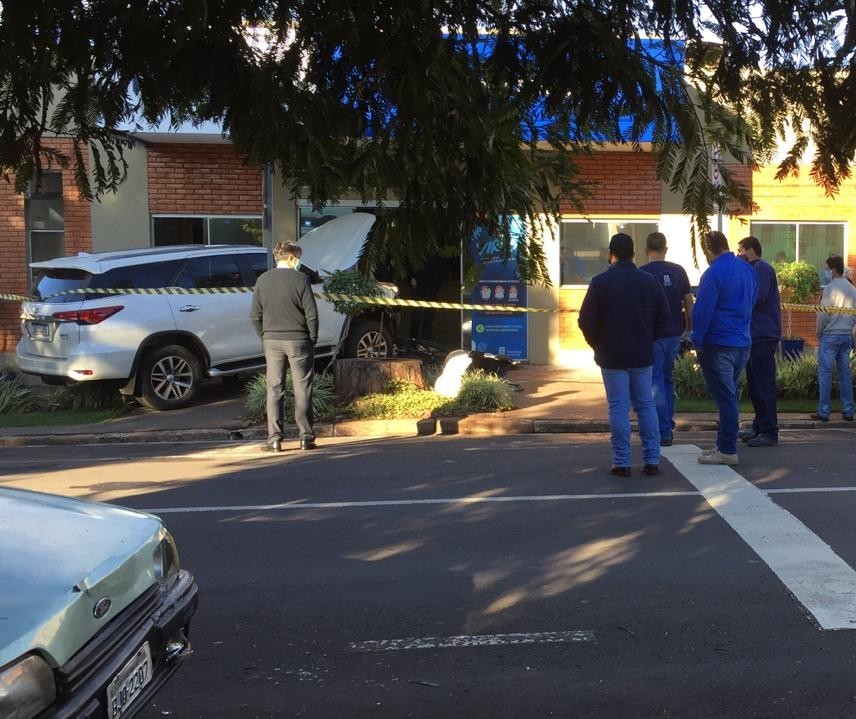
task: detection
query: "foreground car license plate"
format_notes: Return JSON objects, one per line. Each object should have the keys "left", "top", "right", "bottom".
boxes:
{"left": 29, "top": 321, "right": 50, "bottom": 339}
{"left": 106, "top": 642, "right": 153, "bottom": 718}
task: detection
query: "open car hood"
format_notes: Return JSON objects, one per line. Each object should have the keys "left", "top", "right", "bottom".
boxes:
{"left": 298, "top": 212, "right": 377, "bottom": 275}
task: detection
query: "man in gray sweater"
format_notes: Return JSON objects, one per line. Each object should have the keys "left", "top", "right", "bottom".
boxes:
{"left": 250, "top": 242, "right": 319, "bottom": 451}
{"left": 812, "top": 255, "right": 856, "bottom": 422}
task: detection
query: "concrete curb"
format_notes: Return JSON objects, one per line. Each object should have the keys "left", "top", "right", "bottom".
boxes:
{"left": 0, "top": 416, "right": 844, "bottom": 446}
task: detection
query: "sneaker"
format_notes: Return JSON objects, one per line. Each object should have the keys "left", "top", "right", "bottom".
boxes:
{"left": 844, "top": 414, "right": 854, "bottom": 422}
{"left": 697, "top": 449, "right": 739, "bottom": 465}
{"left": 610, "top": 466, "right": 631, "bottom": 477}
{"left": 261, "top": 439, "right": 282, "bottom": 453}
{"left": 746, "top": 433, "right": 777, "bottom": 447}
{"left": 810, "top": 413, "right": 829, "bottom": 423}
{"left": 738, "top": 428, "right": 758, "bottom": 442}
{"left": 699, "top": 447, "right": 718, "bottom": 457}
{"left": 643, "top": 464, "right": 659, "bottom": 476}
{"left": 660, "top": 436, "right": 673, "bottom": 447}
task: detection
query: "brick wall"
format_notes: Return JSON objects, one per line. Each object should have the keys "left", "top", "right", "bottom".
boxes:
{"left": 0, "top": 139, "right": 91, "bottom": 352}
{"left": 147, "top": 143, "right": 262, "bottom": 215}
{"left": 561, "top": 151, "right": 661, "bottom": 215}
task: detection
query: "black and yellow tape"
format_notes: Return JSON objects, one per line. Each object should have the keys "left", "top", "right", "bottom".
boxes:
{"left": 2, "top": 288, "right": 856, "bottom": 315}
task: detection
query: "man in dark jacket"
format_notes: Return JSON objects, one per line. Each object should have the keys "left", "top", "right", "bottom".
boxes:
{"left": 736, "top": 236, "right": 782, "bottom": 447}
{"left": 579, "top": 233, "right": 670, "bottom": 477}
{"left": 250, "top": 242, "right": 319, "bottom": 452}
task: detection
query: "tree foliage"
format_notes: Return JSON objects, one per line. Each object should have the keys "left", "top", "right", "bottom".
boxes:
{"left": 1, "top": 0, "right": 853, "bottom": 284}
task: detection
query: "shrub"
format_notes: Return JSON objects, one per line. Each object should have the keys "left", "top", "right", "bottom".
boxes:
{"left": 775, "top": 351, "right": 819, "bottom": 398}
{"left": 47, "top": 381, "right": 129, "bottom": 411}
{"left": 244, "top": 371, "right": 336, "bottom": 423}
{"left": 322, "top": 270, "right": 383, "bottom": 316}
{"left": 456, "top": 370, "right": 515, "bottom": 411}
{"left": 0, "top": 373, "right": 37, "bottom": 414}
{"left": 348, "top": 380, "right": 449, "bottom": 419}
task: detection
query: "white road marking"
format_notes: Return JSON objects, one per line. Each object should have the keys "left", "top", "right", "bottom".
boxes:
{"left": 662, "top": 444, "right": 856, "bottom": 631}
{"left": 145, "top": 490, "right": 700, "bottom": 513}
{"left": 349, "top": 630, "right": 595, "bottom": 652}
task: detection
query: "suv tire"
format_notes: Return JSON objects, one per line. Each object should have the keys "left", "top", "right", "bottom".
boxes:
{"left": 138, "top": 344, "right": 203, "bottom": 410}
{"left": 345, "top": 320, "right": 393, "bottom": 359}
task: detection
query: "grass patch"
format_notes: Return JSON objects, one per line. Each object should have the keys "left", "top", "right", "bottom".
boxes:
{"left": 0, "top": 409, "right": 124, "bottom": 428}
{"left": 675, "top": 398, "right": 836, "bottom": 414}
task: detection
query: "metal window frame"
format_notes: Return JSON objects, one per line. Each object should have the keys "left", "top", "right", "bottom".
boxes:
{"left": 747, "top": 220, "right": 848, "bottom": 263}
{"left": 150, "top": 214, "right": 263, "bottom": 246}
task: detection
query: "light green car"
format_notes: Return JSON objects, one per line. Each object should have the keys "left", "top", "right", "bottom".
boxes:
{"left": 0, "top": 487, "right": 198, "bottom": 718}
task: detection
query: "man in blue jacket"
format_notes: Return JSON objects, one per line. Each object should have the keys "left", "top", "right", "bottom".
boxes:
{"left": 579, "top": 233, "right": 670, "bottom": 477}
{"left": 736, "top": 236, "right": 782, "bottom": 447}
{"left": 692, "top": 231, "right": 758, "bottom": 465}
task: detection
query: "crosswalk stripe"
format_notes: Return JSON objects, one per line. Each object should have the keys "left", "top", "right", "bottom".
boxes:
{"left": 662, "top": 443, "right": 856, "bottom": 631}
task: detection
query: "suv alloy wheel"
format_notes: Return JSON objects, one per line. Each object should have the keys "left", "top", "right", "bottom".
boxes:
{"left": 138, "top": 344, "right": 203, "bottom": 410}
{"left": 345, "top": 320, "right": 393, "bottom": 359}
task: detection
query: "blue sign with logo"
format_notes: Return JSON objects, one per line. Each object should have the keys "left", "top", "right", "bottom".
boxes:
{"left": 470, "top": 222, "right": 528, "bottom": 360}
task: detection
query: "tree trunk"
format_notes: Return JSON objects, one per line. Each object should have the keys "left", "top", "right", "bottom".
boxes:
{"left": 334, "top": 358, "right": 426, "bottom": 404}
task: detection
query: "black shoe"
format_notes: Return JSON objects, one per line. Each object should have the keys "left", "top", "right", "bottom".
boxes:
{"left": 844, "top": 414, "right": 854, "bottom": 421}
{"left": 660, "top": 436, "right": 673, "bottom": 447}
{"left": 643, "top": 464, "right": 660, "bottom": 476}
{"left": 300, "top": 437, "right": 317, "bottom": 451}
{"left": 746, "top": 433, "right": 777, "bottom": 447}
{"left": 738, "top": 428, "right": 758, "bottom": 442}
{"left": 261, "top": 439, "right": 282, "bottom": 452}
{"left": 610, "top": 466, "right": 631, "bottom": 477}
{"left": 810, "top": 413, "right": 829, "bottom": 423}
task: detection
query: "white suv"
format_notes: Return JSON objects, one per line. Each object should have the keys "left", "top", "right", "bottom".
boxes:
{"left": 16, "top": 213, "right": 397, "bottom": 410}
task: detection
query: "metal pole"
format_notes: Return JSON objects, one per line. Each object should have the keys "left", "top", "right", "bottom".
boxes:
{"left": 262, "top": 164, "right": 273, "bottom": 250}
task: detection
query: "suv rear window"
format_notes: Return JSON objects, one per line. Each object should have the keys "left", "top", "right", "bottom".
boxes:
{"left": 90, "top": 261, "right": 183, "bottom": 292}
{"left": 31, "top": 269, "right": 93, "bottom": 303}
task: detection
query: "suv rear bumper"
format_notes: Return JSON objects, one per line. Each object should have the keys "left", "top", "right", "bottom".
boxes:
{"left": 16, "top": 342, "right": 135, "bottom": 382}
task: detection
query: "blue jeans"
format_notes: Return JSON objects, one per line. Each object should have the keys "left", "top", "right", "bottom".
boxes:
{"left": 652, "top": 335, "right": 682, "bottom": 440}
{"left": 697, "top": 344, "right": 750, "bottom": 455}
{"left": 601, "top": 366, "right": 660, "bottom": 467}
{"left": 818, "top": 334, "right": 854, "bottom": 418}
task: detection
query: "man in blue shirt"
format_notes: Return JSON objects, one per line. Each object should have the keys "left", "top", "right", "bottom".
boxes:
{"left": 692, "top": 231, "right": 758, "bottom": 465}
{"left": 736, "top": 236, "right": 782, "bottom": 447}
{"left": 579, "top": 233, "right": 670, "bottom": 477}
{"left": 640, "top": 232, "right": 694, "bottom": 447}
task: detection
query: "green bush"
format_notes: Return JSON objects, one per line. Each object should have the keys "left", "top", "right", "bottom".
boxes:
{"left": 348, "top": 380, "right": 450, "bottom": 419}
{"left": 0, "top": 373, "right": 37, "bottom": 414}
{"left": 674, "top": 348, "right": 856, "bottom": 400}
{"left": 244, "top": 371, "right": 336, "bottom": 423}
{"left": 322, "top": 270, "right": 383, "bottom": 316}
{"left": 456, "top": 370, "right": 516, "bottom": 411}
{"left": 47, "top": 381, "right": 129, "bottom": 412}
{"left": 772, "top": 261, "right": 822, "bottom": 304}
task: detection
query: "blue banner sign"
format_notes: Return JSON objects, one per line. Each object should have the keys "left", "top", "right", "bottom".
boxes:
{"left": 470, "top": 223, "right": 528, "bottom": 360}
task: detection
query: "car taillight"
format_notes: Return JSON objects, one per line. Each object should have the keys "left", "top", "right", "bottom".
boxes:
{"left": 52, "top": 305, "right": 124, "bottom": 325}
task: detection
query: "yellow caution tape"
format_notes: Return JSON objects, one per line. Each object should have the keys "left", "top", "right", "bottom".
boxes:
{"left": 2, "top": 288, "right": 854, "bottom": 315}
{"left": 0, "top": 287, "right": 576, "bottom": 313}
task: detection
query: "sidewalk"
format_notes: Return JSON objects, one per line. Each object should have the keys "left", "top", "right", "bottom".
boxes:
{"left": 0, "top": 362, "right": 841, "bottom": 446}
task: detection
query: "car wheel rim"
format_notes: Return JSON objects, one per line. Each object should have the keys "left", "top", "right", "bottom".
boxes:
{"left": 355, "top": 331, "right": 388, "bottom": 359}
{"left": 150, "top": 356, "right": 194, "bottom": 400}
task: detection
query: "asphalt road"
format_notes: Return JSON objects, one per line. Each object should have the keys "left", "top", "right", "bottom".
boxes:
{"left": 4, "top": 430, "right": 856, "bottom": 718}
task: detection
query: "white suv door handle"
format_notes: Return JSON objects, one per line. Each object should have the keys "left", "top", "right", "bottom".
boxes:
{"left": 179, "top": 305, "right": 201, "bottom": 312}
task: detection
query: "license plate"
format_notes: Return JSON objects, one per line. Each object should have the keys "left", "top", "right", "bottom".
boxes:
{"left": 29, "top": 322, "right": 50, "bottom": 339}
{"left": 106, "top": 642, "right": 153, "bottom": 718}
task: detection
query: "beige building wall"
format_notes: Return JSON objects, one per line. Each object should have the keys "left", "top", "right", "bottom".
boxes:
{"left": 89, "top": 143, "right": 150, "bottom": 251}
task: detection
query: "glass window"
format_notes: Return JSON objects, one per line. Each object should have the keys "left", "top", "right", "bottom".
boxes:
{"left": 175, "top": 255, "right": 244, "bottom": 289}
{"left": 26, "top": 172, "right": 65, "bottom": 286}
{"left": 209, "top": 217, "right": 263, "bottom": 246}
{"left": 31, "top": 268, "right": 91, "bottom": 304}
{"left": 749, "top": 222, "right": 846, "bottom": 274}
{"left": 298, "top": 207, "right": 355, "bottom": 237}
{"left": 560, "top": 221, "right": 658, "bottom": 285}
{"left": 153, "top": 217, "right": 205, "bottom": 246}
{"left": 92, "top": 261, "right": 183, "bottom": 291}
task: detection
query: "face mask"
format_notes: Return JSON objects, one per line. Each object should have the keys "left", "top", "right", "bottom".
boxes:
{"left": 294, "top": 260, "right": 301, "bottom": 270}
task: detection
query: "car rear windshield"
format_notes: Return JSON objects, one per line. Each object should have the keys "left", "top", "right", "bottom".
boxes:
{"left": 31, "top": 269, "right": 93, "bottom": 303}
{"left": 30, "top": 260, "right": 184, "bottom": 302}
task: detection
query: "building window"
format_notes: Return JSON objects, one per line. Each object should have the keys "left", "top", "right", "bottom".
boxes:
{"left": 560, "top": 220, "right": 658, "bottom": 285}
{"left": 749, "top": 222, "right": 846, "bottom": 272}
{"left": 26, "top": 172, "right": 64, "bottom": 285}
{"left": 297, "top": 204, "right": 398, "bottom": 237}
{"left": 152, "top": 215, "right": 263, "bottom": 247}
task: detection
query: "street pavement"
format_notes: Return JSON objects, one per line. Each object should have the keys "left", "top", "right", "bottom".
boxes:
{"left": 3, "top": 430, "right": 856, "bottom": 717}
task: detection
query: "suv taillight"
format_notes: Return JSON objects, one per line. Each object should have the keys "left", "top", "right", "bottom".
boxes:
{"left": 52, "top": 306, "right": 124, "bottom": 325}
